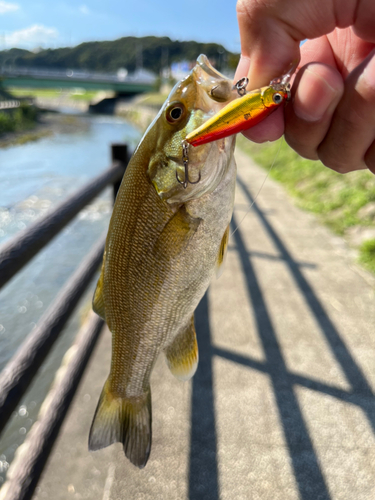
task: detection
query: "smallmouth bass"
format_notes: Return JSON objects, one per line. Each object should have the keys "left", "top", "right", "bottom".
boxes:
{"left": 89, "top": 55, "right": 237, "bottom": 468}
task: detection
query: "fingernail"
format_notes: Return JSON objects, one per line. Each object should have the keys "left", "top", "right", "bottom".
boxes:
{"left": 234, "top": 55, "right": 250, "bottom": 83}
{"left": 294, "top": 66, "right": 338, "bottom": 122}
{"left": 358, "top": 51, "right": 375, "bottom": 92}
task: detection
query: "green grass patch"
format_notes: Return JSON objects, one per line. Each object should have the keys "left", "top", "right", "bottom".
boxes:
{"left": 70, "top": 90, "right": 100, "bottom": 101}
{"left": 0, "top": 103, "right": 39, "bottom": 135}
{"left": 359, "top": 239, "right": 375, "bottom": 274}
{"left": 9, "top": 88, "right": 63, "bottom": 98}
{"left": 9, "top": 87, "right": 100, "bottom": 101}
{"left": 237, "top": 135, "right": 375, "bottom": 236}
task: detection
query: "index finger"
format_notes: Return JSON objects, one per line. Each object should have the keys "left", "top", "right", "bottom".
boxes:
{"left": 236, "top": 1, "right": 301, "bottom": 88}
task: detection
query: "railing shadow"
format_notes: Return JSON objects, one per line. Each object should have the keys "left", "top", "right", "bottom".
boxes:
{"left": 231, "top": 214, "right": 330, "bottom": 499}
{"left": 187, "top": 175, "right": 375, "bottom": 500}
{"left": 188, "top": 293, "right": 219, "bottom": 500}
{"left": 236, "top": 176, "right": 375, "bottom": 431}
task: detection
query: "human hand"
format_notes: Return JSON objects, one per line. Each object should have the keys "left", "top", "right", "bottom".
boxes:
{"left": 235, "top": 0, "right": 375, "bottom": 173}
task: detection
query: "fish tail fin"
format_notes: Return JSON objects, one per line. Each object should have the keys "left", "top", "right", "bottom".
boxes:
{"left": 88, "top": 379, "right": 152, "bottom": 469}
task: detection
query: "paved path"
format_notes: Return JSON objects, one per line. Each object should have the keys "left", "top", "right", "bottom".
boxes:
{"left": 33, "top": 149, "right": 375, "bottom": 500}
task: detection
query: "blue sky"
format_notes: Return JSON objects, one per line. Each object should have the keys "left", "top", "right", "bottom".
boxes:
{"left": 0, "top": 0, "right": 241, "bottom": 53}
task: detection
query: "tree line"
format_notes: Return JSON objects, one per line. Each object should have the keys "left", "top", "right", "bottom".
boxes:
{"left": 0, "top": 36, "right": 239, "bottom": 74}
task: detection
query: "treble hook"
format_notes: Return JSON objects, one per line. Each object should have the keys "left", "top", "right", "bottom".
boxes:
{"left": 176, "top": 140, "right": 201, "bottom": 189}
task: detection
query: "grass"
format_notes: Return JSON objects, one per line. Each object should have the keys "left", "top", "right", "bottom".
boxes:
{"left": 0, "top": 129, "right": 52, "bottom": 147}
{"left": 0, "top": 103, "right": 39, "bottom": 135}
{"left": 9, "top": 87, "right": 100, "bottom": 101}
{"left": 9, "top": 88, "right": 63, "bottom": 98}
{"left": 237, "top": 135, "right": 375, "bottom": 274}
{"left": 359, "top": 239, "right": 375, "bottom": 274}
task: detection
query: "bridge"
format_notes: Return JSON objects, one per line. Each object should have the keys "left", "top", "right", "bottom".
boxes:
{"left": 0, "top": 66, "right": 156, "bottom": 96}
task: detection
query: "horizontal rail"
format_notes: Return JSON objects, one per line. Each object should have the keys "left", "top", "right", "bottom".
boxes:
{"left": 0, "top": 100, "right": 20, "bottom": 109}
{"left": 0, "top": 163, "right": 124, "bottom": 290}
{"left": 0, "top": 312, "right": 105, "bottom": 500}
{"left": 0, "top": 234, "right": 106, "bottom": 435}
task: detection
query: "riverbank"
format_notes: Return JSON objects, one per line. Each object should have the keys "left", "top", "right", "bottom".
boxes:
{"left": 0, "top": 88, "right": 110, "bottom": 148}
{"left": 0, "top": 112, "right": 89, "bottom": 148}
{"left": 115, "top": 92, "right": 165, "bottom": 131}
{"left": 0, "top": 104, "right": 38, "bottom": 136}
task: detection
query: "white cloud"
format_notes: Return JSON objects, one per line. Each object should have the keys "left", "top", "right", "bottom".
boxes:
{"left": 79, "top": 5, "right": 90, "bottom": 15}
{"left": 0, "top": 1, "right": 19, "bottom": 14}
{"left": 6, "top": 25, "right": 58, "bottom": 49}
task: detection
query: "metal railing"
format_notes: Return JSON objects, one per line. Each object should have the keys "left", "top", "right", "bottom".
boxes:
{"left": 0, "top": 144, "right": 129, "bottom": 500}
{"left": 0, "top": 101, "right": 20, "bottom": 110}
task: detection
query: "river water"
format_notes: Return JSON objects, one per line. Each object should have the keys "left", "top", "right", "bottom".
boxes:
{"left": 0, "top": 113, "right": 141, "bottom": 483}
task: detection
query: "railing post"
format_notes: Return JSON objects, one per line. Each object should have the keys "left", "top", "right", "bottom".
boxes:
{"left": 111, "top": 143, "right": 128, "bottom": 201}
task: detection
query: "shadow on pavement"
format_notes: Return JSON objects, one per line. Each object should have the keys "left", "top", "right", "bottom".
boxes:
{"left": 237, "top": 176, "right": 375, "bottom": 432}
{"left": 231, "top": 213, "right": 330, "bottom": 500}
{"left": 187, "top": 176, "right": 375, "bottom": 500}
{"left": 189, "top": 293, "right": 219, "bottom": 500}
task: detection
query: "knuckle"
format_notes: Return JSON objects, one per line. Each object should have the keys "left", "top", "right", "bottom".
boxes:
{"left": 317, "top": 149, "right": 360, "bottom": 174}
{"left": 364, "top": 149, "right": 375, "bottom": 173}
{"left": 284, "top": 132, "right": 319, "bottom": 161}
{"left": 236, "top": 0, "right": 268, "bottom": 18}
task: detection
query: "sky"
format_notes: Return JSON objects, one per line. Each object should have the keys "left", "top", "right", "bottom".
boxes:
{"left": 0, "top": 0, "right": 241, "bottom": 53}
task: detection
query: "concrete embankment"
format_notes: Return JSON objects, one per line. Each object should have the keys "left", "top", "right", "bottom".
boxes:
{"left": 115, "top": 101, "right": 159, "bottom": 130}
{"left": 34, "top": 96, "right": 89, "bottom": 113}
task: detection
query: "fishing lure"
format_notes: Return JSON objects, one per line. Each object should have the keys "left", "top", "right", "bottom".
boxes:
{"left": 185, "top": 65, "right": 295, "bottom": 147}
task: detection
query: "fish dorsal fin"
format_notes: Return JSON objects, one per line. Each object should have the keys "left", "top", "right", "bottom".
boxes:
{"left": 153, "top": 206, "right": 201, "bottom": 261}
{"left": 92, "top": 252, "right": 106, "bottom": 320}
{"left": 216, "top": 224, "right": 230, "bottom": 279}
{"left": 164, "top": 316, "right": 198, "bottom": 381}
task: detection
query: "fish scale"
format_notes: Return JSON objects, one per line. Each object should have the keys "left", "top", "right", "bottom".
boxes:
{"left": 88, "top": 55, "right": 237, "bottom": 468}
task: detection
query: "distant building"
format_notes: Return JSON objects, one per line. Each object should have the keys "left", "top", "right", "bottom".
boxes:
{"left": 170, "top": 61, "right": 191, "bottom": 80}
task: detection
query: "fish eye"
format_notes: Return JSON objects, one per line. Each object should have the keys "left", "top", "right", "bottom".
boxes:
{"left": 166, "top": 103, "right": 186, "bottom": 123}
{"left": 273, "top": 93, "right": 284, "bottom": 104}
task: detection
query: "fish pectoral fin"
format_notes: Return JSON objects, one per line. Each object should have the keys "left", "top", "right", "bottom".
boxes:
{"left": 153, "top": 206, "right": 201, "bottom": 260}
{"left": 89, "top": 379, "right": 152, "bottom": 469}
{"left": 216, "top": 224, "right": 230, "bottom": 279}
{"left": 92, "top": 252, "right": 106, "bottom": 320}
{"left": 164, "top": 316, "right": 198, "bottom": 381}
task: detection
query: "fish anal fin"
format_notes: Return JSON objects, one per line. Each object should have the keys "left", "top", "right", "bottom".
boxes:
{"left": 92, "top": 252, "right": 106, "bottom": 320}
{"left": 216, "top": 224, "right": 230, "bottom": 278}
{"left": 165, "top": 316, "right": 198, "bottom": 381}
{"left": 153, "top": 206, "right": 201, "bottom": 260}
{"left": 89, "top": 379, "right": 152, "bottom": 469}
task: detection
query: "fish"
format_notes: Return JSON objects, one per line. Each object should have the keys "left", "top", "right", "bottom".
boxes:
{"left": 88, "top": 55, "right": 237, "bottom": 468}
{"left": 185, "top": 67, "right": 294, "bottom": 147}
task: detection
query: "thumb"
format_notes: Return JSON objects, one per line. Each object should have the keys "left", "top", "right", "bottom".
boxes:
{"left": 236, "top": 7, "right": 301, "bottom": 88}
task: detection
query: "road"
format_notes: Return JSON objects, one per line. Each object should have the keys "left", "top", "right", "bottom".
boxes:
{"left": 31, "top": 148, "right": 375, "bottom": 500}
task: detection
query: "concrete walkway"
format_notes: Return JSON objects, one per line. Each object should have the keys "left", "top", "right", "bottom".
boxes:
{"left": 34, "top": 149, "right": 375, "bottom": 500}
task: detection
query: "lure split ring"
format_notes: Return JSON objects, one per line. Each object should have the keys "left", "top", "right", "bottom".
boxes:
{"left": 233, "top": 77, "right": 249, "bottom": 97}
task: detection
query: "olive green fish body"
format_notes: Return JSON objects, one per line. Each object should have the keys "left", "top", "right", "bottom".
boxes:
{"left": 89, "top": 55, "right": 236, "bottom": 468}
